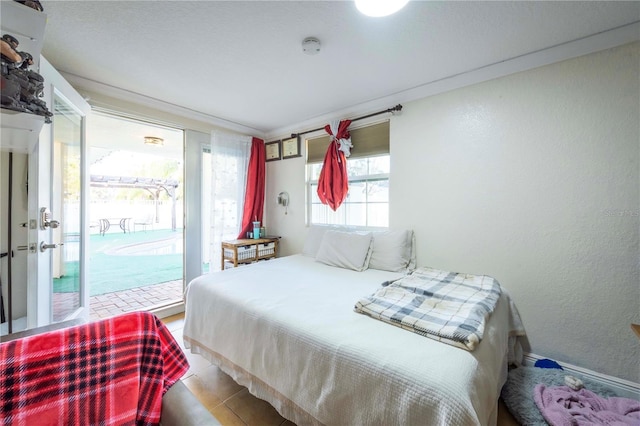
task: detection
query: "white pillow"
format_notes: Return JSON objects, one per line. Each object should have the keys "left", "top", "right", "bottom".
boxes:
{"left": 408, "top": 231, "right": 417, "bottom": 271}
{"left": 302, "top": 225, "right": 334, "bottom": 257}
{"left": 315, "top": 230, "right": 373, "bottom": 271}
{"left": 301, "top": 225, "right": 355, "bottom": 257}
{"left": 368, "top": 229, "right": 415, "bottom": 272}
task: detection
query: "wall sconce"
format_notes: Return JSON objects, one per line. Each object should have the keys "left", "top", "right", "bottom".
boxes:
{"left": 277, "top": 191, "right": 289, "bottom": 215}
{"left": 144, "top": 136, "right": 164, "bottom": 146}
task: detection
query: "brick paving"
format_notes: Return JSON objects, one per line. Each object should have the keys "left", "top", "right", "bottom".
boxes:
{"left": 90, "top": 279, "right": 184, "bottom": 320}
{"left": 52, "top": 279, "right": 184, "bottom": 321}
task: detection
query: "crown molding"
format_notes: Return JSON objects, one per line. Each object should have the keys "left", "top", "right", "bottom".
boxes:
{"left": 266, "top": 21, "right": 640, "bottom": 140}
{"left": 55, "top": 21, "right": 638, "bottom": 141}
{"left": 60, "top": 72, "right": 265, "bottom": 138}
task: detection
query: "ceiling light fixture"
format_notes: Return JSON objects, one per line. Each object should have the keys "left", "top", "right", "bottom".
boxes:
{"left": 302, "top": 37, "right": 321, "bottom": 55}
{"left": 355, "top": 0, "right": 409, "bottom": 17}
{"left": 144, "top": 136, "right": 164, "bottom": 146}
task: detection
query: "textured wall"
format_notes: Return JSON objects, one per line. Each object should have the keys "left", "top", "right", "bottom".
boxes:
{"left": 266, "top": 42, "right": 639, "bottom": 383}
{"left": 390, "top": 42, "right": 639, "bottom": 383}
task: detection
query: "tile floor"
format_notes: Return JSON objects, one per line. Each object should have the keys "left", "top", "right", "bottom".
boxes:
{"left": 162, "top": 313, "right": 520, "bottom": 426}
{"left": 162, "top": 313, "right": 292, "bottom": 426}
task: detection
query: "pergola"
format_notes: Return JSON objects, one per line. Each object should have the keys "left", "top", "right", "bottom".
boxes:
{"left": 90, "top": 175, "right": 179, "bottom": 231}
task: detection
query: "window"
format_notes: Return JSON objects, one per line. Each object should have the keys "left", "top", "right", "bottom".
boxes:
{"left": 307, "top": 155, "right": 389, "bottom": 227}
{"left": 306, "top": 120, "right": 390, "bottom": 227}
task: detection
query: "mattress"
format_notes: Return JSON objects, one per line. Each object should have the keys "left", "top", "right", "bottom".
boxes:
{"left": 183, "top": 254, "right": 518, "bottom": 425}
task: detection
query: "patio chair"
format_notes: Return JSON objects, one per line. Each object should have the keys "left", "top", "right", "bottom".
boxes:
{"left": 134, "top": 216, "right": 154, "bottom": 232}
{"left": 119, "top": 217, "right": 132, "bottom": 233}
{"left": 99, "top": 218, "right": 110, "bottom": 236}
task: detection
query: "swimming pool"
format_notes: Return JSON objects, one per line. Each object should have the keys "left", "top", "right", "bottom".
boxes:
{"left": 104, "top": 234, "right": 183, "bottom": 256}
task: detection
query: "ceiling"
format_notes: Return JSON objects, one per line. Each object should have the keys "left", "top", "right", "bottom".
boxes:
{"left": 87, "top": 112, "right": 184, "bottom": 166}
{"left": 39, "top": 1, "right": 639, "bottom": 138}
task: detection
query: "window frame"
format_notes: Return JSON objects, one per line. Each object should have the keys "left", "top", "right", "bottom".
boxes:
{"left": 306, "top": 154, "right": 390, "bottom": 228}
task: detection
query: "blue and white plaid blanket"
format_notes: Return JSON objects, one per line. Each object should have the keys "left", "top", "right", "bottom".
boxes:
{"left": 355, "top": 267, "right": 502, "bottom": 351}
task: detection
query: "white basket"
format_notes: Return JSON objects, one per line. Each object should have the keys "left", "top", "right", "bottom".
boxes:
{"left": 225, "top": 246, "right": 256, "bottom": 260}
{"left": 258, "top": 242, "right": 275, "bottom": 257}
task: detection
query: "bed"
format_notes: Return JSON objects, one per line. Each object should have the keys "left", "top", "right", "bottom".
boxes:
{"left": 183, "top": 228, "right": 524, "bottom": 426}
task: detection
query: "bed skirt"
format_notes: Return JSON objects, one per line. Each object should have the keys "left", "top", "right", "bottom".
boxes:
{"left": 185, "top": 336, "right": 322, "bottom": 426}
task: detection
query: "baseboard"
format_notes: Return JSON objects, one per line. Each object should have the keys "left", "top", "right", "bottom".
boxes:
{"left": 523, "top": 353, "right": 640, "bottom": 400}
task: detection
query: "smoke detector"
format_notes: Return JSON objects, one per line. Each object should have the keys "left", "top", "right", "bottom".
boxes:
{"left": 302, "top": 37, "right": 321, "bottom": 55}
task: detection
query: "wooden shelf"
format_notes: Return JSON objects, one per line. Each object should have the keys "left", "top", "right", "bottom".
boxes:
{"left": 221, "top": 237, "right": 279, "bottom": 269}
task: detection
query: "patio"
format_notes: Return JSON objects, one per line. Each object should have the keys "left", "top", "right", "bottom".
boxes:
{"left": 89, "top": 278, "right": 183, "bottom": 319}
{"left": 53, "top": 229, "right": 185, "bottom": 320}
{"left": 52, "top": 279, "right": 183, "bottom": 320}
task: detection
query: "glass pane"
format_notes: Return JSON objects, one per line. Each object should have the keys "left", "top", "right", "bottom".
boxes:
{"left": 310, "top": 183, "right": 321, "bottom": 203}
{"left": 326, "top": 206, "right": 346, "bottom": 225}
{"left": 345, "top": 203, "right": 365, "bottom": 226}
{"left": 367, "top": 203, "right": 389, "bottom": 227}
{"left": 309, "top": 163, "right": 323, "bottom": 181}
{"left": 367, "top": 180, "right": 389, "bottom": 202}
{"left": 311, "top": 203, "right": 333, "bottom": 225}
{"left": 346, "top": 158, "right": 369, "bottom": 178}
{"left": 347, "top": 182, "right": 366, "bottom": 202}
{"left": 202, "top": 150, "right": 211, "bottom": 273}
{"left": 369, "top": 155, "right": 390, "bottom": 174}
{"left": 52, "top": 95, "right": 82, "bottom": 322}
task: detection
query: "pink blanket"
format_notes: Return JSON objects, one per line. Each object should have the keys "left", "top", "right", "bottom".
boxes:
{"left": 534, "top": 384, "right": 640, "bottom": 426}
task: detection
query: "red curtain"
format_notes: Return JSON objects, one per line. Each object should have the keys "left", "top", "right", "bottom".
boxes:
{"left": 237, "top": 137, "right": 266, "bottom": 239}
{"left": 317, "top": 119, "right": 352, "bottom": 211}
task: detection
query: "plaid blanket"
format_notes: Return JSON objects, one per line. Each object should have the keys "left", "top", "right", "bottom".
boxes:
{"left": 0, "top": 311, "right": 189, "bottom": 426}
{"left": 355, "top": 267, "right": 501, "bottom": 350}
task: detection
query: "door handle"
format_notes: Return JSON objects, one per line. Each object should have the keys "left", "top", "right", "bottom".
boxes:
{"left": 40, "top": 242, "right": 63, "bottom": 252}
{"left": 40, "top": 207, "right": 60, "bottom": 230}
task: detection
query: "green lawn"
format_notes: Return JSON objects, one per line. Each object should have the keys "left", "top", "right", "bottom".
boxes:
{"left": 53, "top": 229, "right": 183, "bottom": 296}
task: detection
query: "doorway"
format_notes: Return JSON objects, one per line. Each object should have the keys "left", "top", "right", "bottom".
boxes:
{"left": 84, "top": 112, "right": 184, "bottom": 319}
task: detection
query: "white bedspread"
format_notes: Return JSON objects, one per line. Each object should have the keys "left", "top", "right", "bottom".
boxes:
{"left": 183, "top": 255, "right": 518, "bottom": 426}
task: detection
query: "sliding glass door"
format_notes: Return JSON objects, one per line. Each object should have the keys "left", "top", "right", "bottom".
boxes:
{"left": 51, "top": 93, "right": 85, "bottom": 321}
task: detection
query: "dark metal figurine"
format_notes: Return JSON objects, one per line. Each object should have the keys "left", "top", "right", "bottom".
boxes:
{"left": 1, "top": 33, "right": 52, "bottom": 122}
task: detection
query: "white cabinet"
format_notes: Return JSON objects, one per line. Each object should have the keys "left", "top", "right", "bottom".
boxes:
{"left": 1, "top": 110, "right": 45, "bottom": 153}
{"left": 0, "top": 1, "right": 46, "bottom": 58}
{"left": 1, "top": 1, "right": 48, "bottom": 154}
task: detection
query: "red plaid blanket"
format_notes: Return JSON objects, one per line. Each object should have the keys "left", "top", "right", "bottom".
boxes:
{"left": 0, "top": 312, "right": 189, "bottom": 426}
